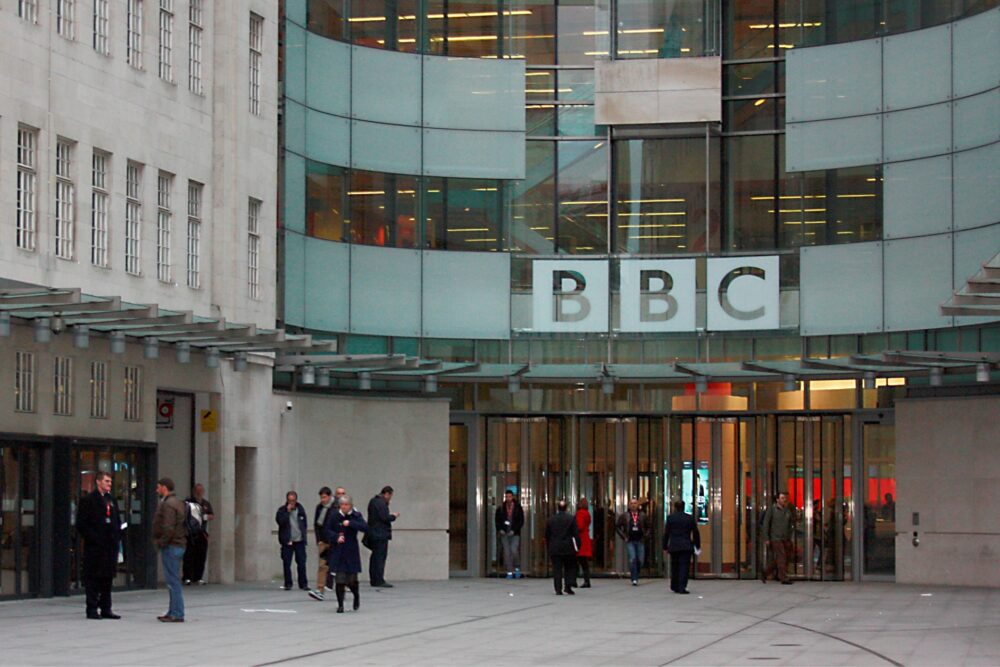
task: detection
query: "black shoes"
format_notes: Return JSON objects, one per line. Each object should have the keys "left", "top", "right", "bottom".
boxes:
{"left": 581, "top": 582, "right": 591, "bottom": 588}
{"left": 781, "top": 580, "right": 793, "bottom": 585}
{"left": 555, "top": 590, "right": 563, "bottom": 595}
{"left": 677, "top": 590, "right": 690, "bottom": 595}
{"left": 86, "top": 613, "right": 102, "bottom": 620}
{"left": 371, "top": 582, "right": 393, "bottom": 588}
{"left": 157, "top": 615, "right": 184, "bottom": 622}
{"left": 102, "top": 613, "right": 122, "bottom": 619}
{"left": 353, "top": 597, "right": 360, "bottom": 611}
{"left": 336, "top": 604, "right": 344, "bottom": 613}
{"left": 564, "top": 588, "right": 575, "bottom": 595}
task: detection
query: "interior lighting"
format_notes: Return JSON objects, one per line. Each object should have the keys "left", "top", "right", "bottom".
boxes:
{"left": 34, "top": 318, "right": 52, "bottom": 343}
{"left": 143, "top": 337, "right": 159, "bottom": 360}
{"left": 233, "top": 352, "right": 248, "bottom": 372}
{"left": 359, "top": 371, "right": 372, "bottom": 391}
{"left": 863, "top": 371, "right": 876, "bottom": 389}
{"left": 622, "top": 198, "right": 685, "bottom": 204}
{"left": 317, "top": 368, "right": 331, "bottom": 387}
{"left": 347, "top": 190, "right": 386, "bottom": 196}
{"left": 176, "top": 342, "right": 191, "bottom": 364}
{"left": 110, "top": 331, "right": 126, "bottom": 355}
{"left": 751, "top": 195, "right": 825, "bottom": 201}
{"left": 446, "top": 227, "right": 490, "bottom": 233}
{"left": 929, "top": 366, "right": 943, "bottom": 386}
{"left": 837, "top": 193, "right": 877, "bottom": 198}
{"left": 205, "top": 347, "right": 220, "bottom": 368}
{"left": 618, "top": 28, "right": 665, "bottom": 34}
{"left": 0, "top": 312, "right": 10, "bottom": 337}
{"left": 73, "top": 325, "right": 90, "bottom": 349}
{"left": 634, "top": 234, "right": 684, "bottom": 239}
{"left": 300, "top": 365, "right": 316, "bottom": 386}
{"left": 976, "top": 363, "right": 991, "bottom": 383}
{"left": 754, "top": 98, "right": 767, "bottom": 106}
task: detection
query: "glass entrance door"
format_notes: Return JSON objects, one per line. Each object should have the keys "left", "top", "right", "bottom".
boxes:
{"left": 0, "top": 444, "right": 41, "bottom": 598}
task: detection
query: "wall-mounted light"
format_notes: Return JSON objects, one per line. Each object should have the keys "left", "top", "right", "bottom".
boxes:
{"left": 424, "top": 375, "right": 438, "bottom": 393}
{"left": 695, "top": 375, "right": 708, "bottom": 394}
{"left": 73, "top": 325, "right": 90, "bottom": 349}
{"left": 300, "top": 365, "right": 316, "bottom": 385}
{"left": 51, "top": 315, "right": 65, "bottom": 334}
{"left": 359, "top": 371, "right": 372, "bottom": 391}
{"left": 0, "top": 312, "right": 10, "bottom": 337}
{"left": 233, "top": 352, "right": 248, "bottom": 372}
{"left": 34, "top": 318, "right": 51, "bottom": 343}
{"left": 205, "top": 347, "right": 220, "bottom": 368}
{"left": 929, "top": 366, "right": 943, "bottom": 387}
{"left": 176, "top": 342, "right": 191, "bottom": 364}
{"left": 317, "top": 368, "right": 331, "bottom": 387}
{"left": 110, "top": 331, "right": 126, "bottom": 354}
{"left": 143, "top": 337, "right": 159, "bottom": 360}
{"left": 863, "top": 371, "right": 876, "bottom": 390}
{"left": 976, "top": 362, "right": 991, "bottom": 383}
{"left": 782, "top": 374, "right": 797, "bottom": 392}
{"left": 601, "top": 375, "right": 614, "bottom": 395}
{"left": 508, "top": 376, "right": 520, "bottom": 393}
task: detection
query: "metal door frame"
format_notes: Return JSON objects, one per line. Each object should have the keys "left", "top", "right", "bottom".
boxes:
{"left": 449, "top": 415, "right": 478, "bottom": 577}
{"left": 854, "top": 410, "right": 896, "bottom": 582}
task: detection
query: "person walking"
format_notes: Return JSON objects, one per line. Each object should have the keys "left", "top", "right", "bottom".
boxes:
{"left": 545, "top": 500, "right": 579, "bottom": 595}
{"left": 182, "top": 483, "right": 214, "bottom": 585}
{"left": 367, "top": 486, "right": 399, "bottom": 588}
{"left": 663, "top": 500, "right": 700, "bottom": 594}
{"left": 76, "top": 471, "right": 123, "bottom": 620}
{"left": 761, "top": 491, "right": 795, "bottom": 585}
{"left": 615, "top": 498, "right": 651, "bottom": 586}
{"left": 494, "top": 489, "right": 525, "bottom": 579}
{"left": 276, "top": 491, "right": 309, "bottom": 591}
{"left": 152, "top": 477, "right": 187, "bottom": 622}
{"left": 308, "top": 487, "right": 336, "bottom": 601}
{"left": 574, "top": 497, "right": 593, "bottom": 588}
{"left": 326, "top": 494, "right": 369, "bottom": 613}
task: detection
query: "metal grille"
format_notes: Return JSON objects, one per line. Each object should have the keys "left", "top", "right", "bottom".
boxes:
{"left": 90, "top": 361, "right": 108, "bottom": 419}
{"left": 54, "top": 356, "right": 74, "bottom": 416}
{"left": 15, "top": 351, "right": 36, "bottom": 413}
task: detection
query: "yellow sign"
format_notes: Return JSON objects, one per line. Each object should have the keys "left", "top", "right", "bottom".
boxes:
{"left": 200, "top": 409, "right": 218, "bottom": 433}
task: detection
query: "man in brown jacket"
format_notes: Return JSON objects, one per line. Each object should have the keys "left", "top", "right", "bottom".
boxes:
{"left": 153, "top": 477, "right": 187, "bottom": 622}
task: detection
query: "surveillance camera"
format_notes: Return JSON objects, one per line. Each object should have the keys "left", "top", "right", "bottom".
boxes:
{"left": 284, "top": 400, "right": 293, "bottom": 412}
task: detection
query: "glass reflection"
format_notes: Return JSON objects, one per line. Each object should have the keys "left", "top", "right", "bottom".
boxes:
{"left": 616, "top": 0, "right": 720, "bottom": 58}
{"left": 306, "top": 161, "right": 346, "bottom": 241}
{"left": 349, "top": 0, "right": 419, "bottom": 51}
{"left": 509, "top": 141, "right": 556, "bottom": 253}
{"left": 348, "top": 171, "right": 418, "bottom": 247}
{"left": 424, "top": 177, "right": 502, "bottom": 251}
{"left": 557, "top": 141, "right": 608, "bottom": 254}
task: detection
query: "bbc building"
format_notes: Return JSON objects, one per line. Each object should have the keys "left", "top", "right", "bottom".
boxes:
{"left": 0, "top": 1, "right": 997, "bottom": 601}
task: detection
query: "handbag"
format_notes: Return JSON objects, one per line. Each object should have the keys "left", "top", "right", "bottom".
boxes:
{"left": 361, "top": 533, "right": 372, "bottom": 550}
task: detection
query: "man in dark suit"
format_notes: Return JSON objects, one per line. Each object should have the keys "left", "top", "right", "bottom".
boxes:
{"left": 663, "top": 499, "right": 701, "bottom": 594}
{"left": 367, "top": 485, "right": 399, "bottom": 588}
{"left": 76, "top": 471, "right": 123, "bottom": 619}
{"left": 544, "top": 500, "right": 580, "bottom": 596}
{"left": 494, "top": 489, "right": 525, "bottom": 579}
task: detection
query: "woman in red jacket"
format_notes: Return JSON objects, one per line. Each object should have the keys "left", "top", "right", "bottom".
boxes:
{"left": 575, "top": 497, "right": 593, "bottom": 588}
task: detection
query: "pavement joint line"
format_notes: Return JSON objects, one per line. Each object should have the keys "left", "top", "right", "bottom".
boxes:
{"left": 251, "top": 601, "right": 555, "bottom": 667}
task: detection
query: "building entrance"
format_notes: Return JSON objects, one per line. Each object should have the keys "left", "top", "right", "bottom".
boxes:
{"left": 478, "top": 412, "right": 874, "bottom": 581}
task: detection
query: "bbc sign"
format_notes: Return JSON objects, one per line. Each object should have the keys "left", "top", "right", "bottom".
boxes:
{"left": 531, "top": 256, "right": 780, "bottom": 333}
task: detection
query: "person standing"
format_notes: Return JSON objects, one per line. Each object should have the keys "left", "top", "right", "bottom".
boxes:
{"left": 544, "top": 500, "right": 579, "bottom": 596}
{"left": 182, "top": 483, "right": 214, "bottom": 585}
{"left": 663, "top": 500, "right": 700, "bottom": 594}
{"left": 76, "top": 471, "right": 123, "bottom": 620}
{"left": 615, "top": 498, "right": 651, "bottom": 586}
{"left": 152, "top": 477, "right": 187, "bottom": 622}
{"left": 574, "top": 497, "right": 593, "bottom": 588}
{"left": 326, "top": 494, "right": 369, "bottom": 613}
{"left": 309, "top": 487, "right": 336, "bottom": 601}
{"left": 367, "top": 486, "right": 399, "bottom": 588}
{"left": 494, "top": 489, "right": 525, "bottom": 579}
{"left": 761, "top": 491, "right": 795, "bottom": 585}
{"left": 276, "top": 491, "right": 309, "bottom": 591}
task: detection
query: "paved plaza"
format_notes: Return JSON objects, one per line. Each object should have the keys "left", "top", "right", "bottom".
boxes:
{"left": 1, "top": 578, "right": 998, "bottom": 666}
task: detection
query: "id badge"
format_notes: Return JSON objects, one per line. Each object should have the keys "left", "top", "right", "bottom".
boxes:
{"left": 105, "top": 517, "right": 111, "bottom": 524}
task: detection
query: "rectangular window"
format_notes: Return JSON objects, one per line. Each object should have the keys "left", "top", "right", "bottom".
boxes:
{"left": 90, "top": 361, "right": 108, "bottom": 419}
{"left": 57, "top": 0, "right": 76, "bottom": 39}
{"left": 54, "top": 356, "right": 74, "bottom": 416}
{"left": 157, "top": 172, "right": 172, "bottom": 282}
{"left": 127, "top": 0, "right": 143, "bottom": 69}
{"left": 55, "top": 140, "right": 76, "bottom": 260}
{"left": 14, "top": 351, "right": 36, "bottom": 413}
{"left": 158, "top": 0, "right": 173, "bottom": 81}
{"left": 188, "top": 0, "right": 203, "bottom": 94}
{"left": 249, "top": 13, "right": 264, "bottom": 116}
{"left": 247, "top": 198, "right": 261, "bottom": 300}
{"left": 18, "top": 0, "right": 38, "bottom": 23}
{"left": 16, "top": 127, "right": 38, "bottom": 251}
{"left": 124, "top": 365, "right": 142, "bottom": 421}
{"left": 91, "top": 151, "right": 110, "bottom": 267}
{"left": 125, "top": 162, "right": 142, "bottom": 275}
{"left": 93, "top": 0, "right": 110, "bottom": 54}
{"left": 186, "top": 181, "right": 202, "bottom": 288}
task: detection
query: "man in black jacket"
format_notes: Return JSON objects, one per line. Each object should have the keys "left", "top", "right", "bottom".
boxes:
{"left": 308, "top": 486, "right": 336, "bottom": 601}
{"left": 544, "top": 500, "right": 580, "bottom": 595}
{"left": 494, "top": 490, "right": 525, "bottom": 579}
{"left": 367, "top": 486, "right": 399, "bottom": 588}
{"left": 275, "top": 491, "right": 309, "bottom": 591}
{"left": 76, "top": 471, "right": 123, "bottom": 619}
{"left": 663, "top": 500, "right": 701, "bottom": 594}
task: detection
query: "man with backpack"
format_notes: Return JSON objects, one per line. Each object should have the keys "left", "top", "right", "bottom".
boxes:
{"left": 183, "top": 483, "right": 214, "bottom": 585}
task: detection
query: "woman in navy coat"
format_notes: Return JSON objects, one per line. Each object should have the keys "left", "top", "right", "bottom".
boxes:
{"left": 324, "top": 494, "right": 369, "bottom": 612}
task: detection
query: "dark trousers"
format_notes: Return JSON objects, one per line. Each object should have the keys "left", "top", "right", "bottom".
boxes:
{"left": 84, "top": 576, "right": 112, "bottom": 616}
{"left": 763, "top": 539, "right": 791, "bottom": 582}
{"left": 669, "top": 550, "right": 692, "bottom": 592}
{"left": 281, "top": 541, "right": 308, "bottom": 589}
{"left": 183, "top": 533, "right": 209, "bottom": 582}
{"left": 369, "top": 538, "right": 389, "bottom": 585}
{"left": 550, "top": 555, "right": 575, "bottom": 593}
{"left": 577, "top": 557, "right": 591, "bottom": 584}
